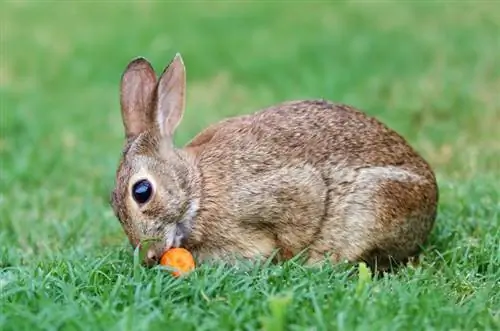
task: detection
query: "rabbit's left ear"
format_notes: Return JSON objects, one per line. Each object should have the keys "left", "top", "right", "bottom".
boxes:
{"left": 120, "top": 57, "right": 157, "bottom": 139}
{"left": 154, "top": 53, "right": 186, "bottom": 137}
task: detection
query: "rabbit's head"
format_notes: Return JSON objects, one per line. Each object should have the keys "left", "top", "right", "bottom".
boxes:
{"left": 110, "top": 54, "right": 198, "bottom": 265}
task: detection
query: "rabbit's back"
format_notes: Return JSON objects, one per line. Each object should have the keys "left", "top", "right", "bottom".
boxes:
{"left": 196, "top": 99, "right": 434, "bottom": 179}
{"left": 189, "top": 99, "right": 438, "bottom": 268}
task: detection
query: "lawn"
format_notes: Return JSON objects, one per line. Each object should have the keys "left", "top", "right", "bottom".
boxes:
{"left": 1, "top": 1, "right": 499, "bottom": 330}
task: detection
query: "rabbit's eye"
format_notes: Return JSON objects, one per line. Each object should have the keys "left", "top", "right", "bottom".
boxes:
{"left": 132, "top": 179, "right": 153, "bottom": 204}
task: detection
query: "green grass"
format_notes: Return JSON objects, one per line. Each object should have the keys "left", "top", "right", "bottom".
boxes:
{"left": 1, "top": 1, "right": 499, "bottom": 330}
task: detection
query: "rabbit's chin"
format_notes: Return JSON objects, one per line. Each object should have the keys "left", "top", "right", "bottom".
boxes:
{"left": 162, "top": 222, "right": 186, "bottom": 251}
{"left": 160, "top": 198, "right": 199, "bottom": 252}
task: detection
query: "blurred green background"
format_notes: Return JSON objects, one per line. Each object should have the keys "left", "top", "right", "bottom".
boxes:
{"left": 0, "top": 1, "right": 499, "bottom": 329}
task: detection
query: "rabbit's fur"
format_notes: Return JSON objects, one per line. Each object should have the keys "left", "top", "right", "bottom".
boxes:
{"left": 110, "top": 53, "right": 439, "bottom": 271}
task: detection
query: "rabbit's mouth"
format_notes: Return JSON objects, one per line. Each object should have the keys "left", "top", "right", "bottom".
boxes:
{"left": 145, "top": 218, "right": 190, "bottom": 265}
{"left": 143, "top": 199, "right": 198, "bottom": 266}
{"left": 141, "top": 223, "right": 184, "bottom": 267}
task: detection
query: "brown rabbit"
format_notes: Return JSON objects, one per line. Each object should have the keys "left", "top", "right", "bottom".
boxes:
{"left": 110, "top": 53, "right": 439, "bottom": 271}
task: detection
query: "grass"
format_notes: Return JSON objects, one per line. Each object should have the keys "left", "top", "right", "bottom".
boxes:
{"left": 1, "top": 1, "right": 499, "bottom": 330}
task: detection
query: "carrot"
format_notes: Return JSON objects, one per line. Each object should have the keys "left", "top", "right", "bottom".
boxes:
{"left": 160, "top": 248, "right": 195, "bottom": 277}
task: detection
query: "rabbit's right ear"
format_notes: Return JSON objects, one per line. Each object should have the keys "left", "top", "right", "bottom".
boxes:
{"left": 154, "top": 53, "right": 186, "bottom": 138}
{"left": 120, "top": 57, "right": 157, "bottom": 139}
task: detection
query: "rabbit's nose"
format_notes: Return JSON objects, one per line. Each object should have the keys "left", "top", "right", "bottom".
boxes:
{"left": 144, "top": 248, "right": 160, "bottom": 267}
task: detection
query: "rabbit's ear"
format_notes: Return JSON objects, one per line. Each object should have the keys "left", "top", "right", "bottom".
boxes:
{"left": 120, "top": 57, "right": 157, "bottom": 139}
{"left": 154, "top": 53, "right": 186, "bottom": 137}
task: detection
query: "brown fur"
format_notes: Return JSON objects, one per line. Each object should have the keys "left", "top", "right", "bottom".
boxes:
{"left": 110, "top": 54, "right": 439, "bottom": 271}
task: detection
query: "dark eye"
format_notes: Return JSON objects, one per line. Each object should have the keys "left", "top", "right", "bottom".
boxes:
{"left": 132, "top": 179, "right": 153, "bottom": 204}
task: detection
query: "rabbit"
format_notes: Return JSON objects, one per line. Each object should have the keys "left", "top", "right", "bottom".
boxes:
{"left": 110, "top": 53, "right": 439, "bottom": 271}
